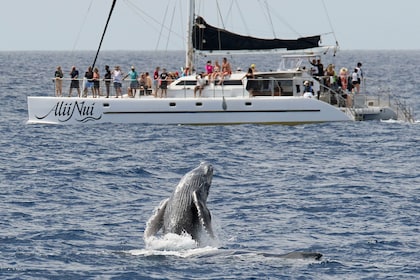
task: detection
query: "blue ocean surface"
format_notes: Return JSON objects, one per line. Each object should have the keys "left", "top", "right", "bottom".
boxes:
{"left": 0, "top": 50, "right": 419, "bottom": 279}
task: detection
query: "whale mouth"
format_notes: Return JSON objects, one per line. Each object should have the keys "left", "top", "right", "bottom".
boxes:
{"left": 200, "top": 162, "right": 213, "bottom": 176}
{"left": 199, "top": 162, "right": 213, "bottom": 186}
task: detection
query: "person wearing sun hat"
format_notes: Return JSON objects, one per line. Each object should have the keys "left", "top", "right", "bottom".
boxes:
{"left": 303, "top": 80, "right": 314, "bottom": 98}
{"left": 123, "top": 66, "right": 139, "bottom": 97}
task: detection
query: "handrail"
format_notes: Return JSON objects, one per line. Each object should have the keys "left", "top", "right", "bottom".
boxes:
{"left": 318, "top": 82, "right": 416, "bottom": 122}
{"left": 318, "top": 83, "right": 361, "bottom": 120}
{"left": 393, "top": 98, "right": 415, "bottom": 123}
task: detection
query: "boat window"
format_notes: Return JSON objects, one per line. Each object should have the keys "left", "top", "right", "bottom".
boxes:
{"left": 169, "top": 102, "right": 176, "bottom": 107}
{"left": 195, "top": 102, "right": 203, "bottom": 106}
{"left": 221, "top": 80, "right": 243, "bottom": 86}
{"left": 245, "top": 102, "right": 252, "bottom": 106}
{"left": 103, "top": 103, "right": 110, "bottom": 107}
{"left": 174, "top": 80, "right": 196, "bottom": 86}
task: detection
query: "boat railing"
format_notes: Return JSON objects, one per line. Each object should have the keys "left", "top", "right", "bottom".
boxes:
{"left": 318, "top": 83, "right": 362, "bottom": 120}
{"left": 383, "top": 97, "right": 413, "bottom": 122}
{"left": 318, "top": 82, "right": 416, "bottom": 122}
{"left": 51, "top": 77, "right": 154, "bottom": 97}
{"left": 355, "top": 88, "right": 415, "bottom": 122}
{"left": 318, "top": 83, "right": 350, "bottom": 106}
{"left": 393, "top": 98, "right": 415, "bottom": 123}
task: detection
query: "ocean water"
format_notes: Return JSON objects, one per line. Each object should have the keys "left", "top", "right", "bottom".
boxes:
{"left": 0, "top": 50, "right": 419, "bottom": 279}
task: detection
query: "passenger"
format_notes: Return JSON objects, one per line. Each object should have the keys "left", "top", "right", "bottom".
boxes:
{"left": 153, "top": 66, "right": 160, "bottom": 97}
{"left": 68, "top": 66, "right": 81, "bottom": 97}
{"left": 112, "top": 65, "right": 123, "bottom": 98}
{"left": 145, "top": 72, "right": 153, "bottom": 95}
{"left": 138, "top": 73, "right": 146, "bottom": 96}
{"left": 351, "top": 68, "right": 360, "bottom": 93}
{"left": 310, "top": 58, "right": 324, "bottom": 77}
{"left": 83, "top": 66, "right": 94, "bottom": 97}
{"left": 218, "top": 57, "right": 232, "bottom": 85}
{"left": 339, "top": 67, "right": 348, "bottom": 91}
{"left": 54, "top": 66, "right": 63, "bottom": 97}
{"left": 325, "top": 64, "right": 336, "bottom": 88}
{"left": 168, "top": 72, "right": 175, "bottom": 81}
{"left": 182, "top": 67, "right": 190, "bottom": 77}
{"left": 123, "top": 66, "right": 139, "bottom": 97}
{"left": 309, "top": 59, "right": 319, "bottom": 76}
{"left": 250, "top": 63, "right": 257, "bottom": 73}
{"left": 245, "top": 67, "right": 255, "bottom": 97}
{"left": 194, "top": 73, "right": 206, "bottom": 97}
{"left": 210, "top": 60, "right": 221, "bottom": 83}
{"left": 92, "top": 67, "right": 100, "bottom": 98}
{"left": 303, "top": 81, "right": 314, "bottom": 98}
{"left": 159, "top": 68, "right": 168, "bottom": 98}
{"left": 356, "top": 62, "right": 364, "bottom": 89}
{"left": 104, "top": 65, "right": 111, "bottom": 98}
{"left": 205, "top": 60, "right": 213, "bottom": 76}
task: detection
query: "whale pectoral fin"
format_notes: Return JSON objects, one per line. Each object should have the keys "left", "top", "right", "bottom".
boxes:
{"left": 273, "top": 251, "right": 323, "bottom": 260}
{"left": 192, "top": 191, "right": 214, "bottom": 238}
{"left": 144, "top": 198, "right": 169, "bottom": 238}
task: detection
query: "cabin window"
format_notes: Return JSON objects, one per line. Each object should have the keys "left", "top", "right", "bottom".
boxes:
{"left": 174, "top": 80, "right": 196, "bottom": 86}
{"left": 169, "top": 102, "right": 176, "bottom": 107}
{"left": 221, "top": 80, "right": 243, "bottom": 86}
{"left": 245, "top": 102, "right": 252, "bottom": 106}
{"left": 195, "top": 102, "right": 203, "bottom": 106}
{"left": 103, "top": 103, "right": 110, "bottom": 107}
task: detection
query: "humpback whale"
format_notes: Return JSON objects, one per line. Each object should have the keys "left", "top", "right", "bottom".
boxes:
{"left": 144, "top": 162, "right": 215, "bottom": 244}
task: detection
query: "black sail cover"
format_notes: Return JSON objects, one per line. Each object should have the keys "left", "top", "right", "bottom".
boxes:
{"left": 193, "top": 16, "right": 321, "bottom": 51}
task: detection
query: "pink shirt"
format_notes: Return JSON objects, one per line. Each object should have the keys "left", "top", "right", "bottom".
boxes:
{"left": 206, "top": 64, "right": 213, "bottom": 74}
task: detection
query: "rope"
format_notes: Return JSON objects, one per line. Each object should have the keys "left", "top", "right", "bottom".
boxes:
{"left": 262, "top": 1, "right": 301, "bottom": 37}
{"left": 165, "top": 3, "right": 177, "bottom": 52}
{"left": 262, "top": 0, "right": 276, "bottom": 38}
{"left": 72, "top": 0, "right": 94, "bottom": 52}
{"left": 233, "top": 0, "right": 250, "bottom": 36}
{"left": 155, "top": 4, "right": 170, "bottom": 50}
{"left": 123, "top": 0, "right": 184, "bottom": 50}
{"left": 321, "top": 0, "right": 339, "bottom": 48}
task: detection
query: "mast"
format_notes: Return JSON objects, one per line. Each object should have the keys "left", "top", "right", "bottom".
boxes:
{"left": 92, "top": 0, "right": 117, "bottom": 69}
{"left": 185, "top": 0, "right": 195, "bottom": 73}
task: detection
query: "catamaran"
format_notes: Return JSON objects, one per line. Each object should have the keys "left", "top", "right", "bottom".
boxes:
{"left": 27, "top": 0, "right": 413, "bottom": 125}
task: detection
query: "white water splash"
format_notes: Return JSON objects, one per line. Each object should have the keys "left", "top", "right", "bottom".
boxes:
{"left": 128, "top": 232, "right": 219, "bottom": 258}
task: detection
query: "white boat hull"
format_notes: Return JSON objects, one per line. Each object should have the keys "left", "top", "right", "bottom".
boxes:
{"left": 27, "top": 96, "right": 351, "bottom": 125}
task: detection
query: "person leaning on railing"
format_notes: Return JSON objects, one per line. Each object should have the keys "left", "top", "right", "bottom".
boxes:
{"left": 54, "top": 66, "right": 64, "bottom": 97}
{"left": 68, "top": 66, "right": 81, "bottom": 98}
{"left": 104, "top": 65, "right": 111, "bottom": 98}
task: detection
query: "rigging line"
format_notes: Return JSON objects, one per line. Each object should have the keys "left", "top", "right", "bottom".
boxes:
{"left": 264, "top": 2, "right": 301, "bottom": 37}
{"left": 263, "top": 0, "right": 276, "bottom": 38}
{"left": 215, "top": 0, "right": 224, "bottom": 50}
{"left": 92, "top": 0, "right": 117, "bottom": 69}
{"left": 165, "top": 3, "right": 177, "bottom": 52}
{"left": 321, "top": 0, "right": 339, "bottom": 47}
{"left": 215, "top": 0, "right": 225, "bottom": 29}
{"left": 123, "top": 0, "right": 184, "bottom": 48}
{"left": 155, "top": 2, "right": 170, "bottom": 51}
{"left": 72, "top": 0, "right": 94, "bottom": 52}
{"left": 178, "top": 0, "right": 184, "bottom": 47}
{"left": 233, "top": 0, "right": 250, "bottom": 35}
